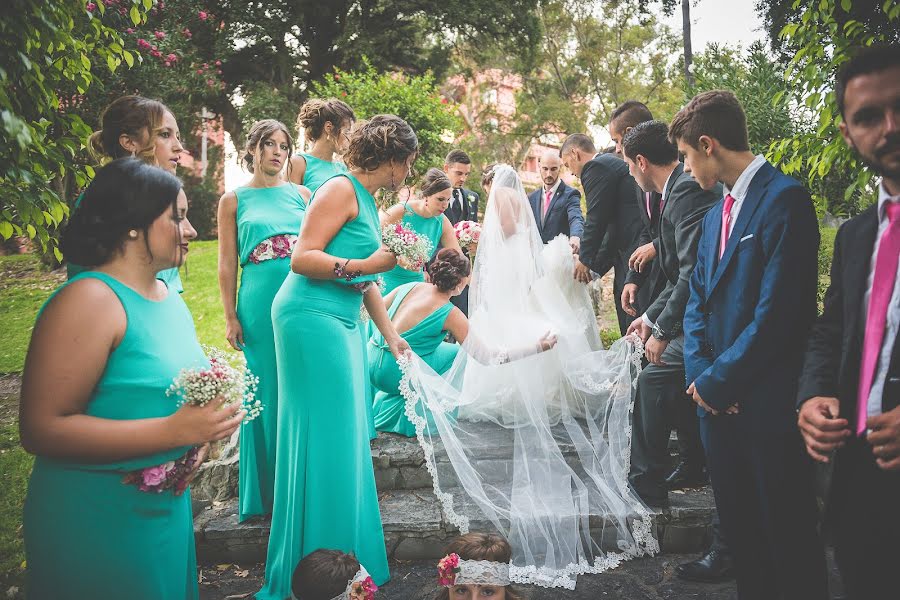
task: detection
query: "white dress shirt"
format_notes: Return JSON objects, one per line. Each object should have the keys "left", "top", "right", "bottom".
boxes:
{"left": 722, "top": 154, "right": 767, "bottom": 240}
{"left": 863, "top": 182, "right": 900, "bottom": 419}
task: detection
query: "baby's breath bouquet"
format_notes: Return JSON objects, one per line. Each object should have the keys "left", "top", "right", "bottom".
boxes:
{"left": 382, "top": 222, "right": 433, "bottom": 271}
{"left": 166, "top": 346, "right": 262, "bottom": 422}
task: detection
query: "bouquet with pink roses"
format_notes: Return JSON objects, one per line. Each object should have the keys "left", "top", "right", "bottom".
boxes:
{"left": 382, "top": 222, "right": 433, "bottom": 271}
{"left": 453, "top": 220, "right": 481, "bottom": 247}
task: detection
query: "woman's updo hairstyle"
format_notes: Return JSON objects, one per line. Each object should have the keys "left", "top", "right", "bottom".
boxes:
{"left": 297, "top": 98, "right": 356, "bottom": 142}
{"left": 88, "top": 95, "right": 170, "bottom": 163}
{"left": 419, "top": 167, "right": 451, "bottom": 197}
{"left": 434, "top": 532, "right": 523, "bottom": 600}
{"left": 481, "top": 163, "right": 497, "bottom": 189}
{"left": 429, "top": 248, "right": 471, "bottom": 293}
{"left": 61, "top": 158, "right": 182, "bottom": 267}
{"left": 344, "top": 114, "right": 418, "bottom": 172}
{"left": 242, "top": 119, "right": 295, "bottom": 174}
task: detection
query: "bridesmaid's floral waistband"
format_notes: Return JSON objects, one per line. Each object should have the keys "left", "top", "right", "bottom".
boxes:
{"left": 249, "top": 234, "right": 297, "bottom": 264}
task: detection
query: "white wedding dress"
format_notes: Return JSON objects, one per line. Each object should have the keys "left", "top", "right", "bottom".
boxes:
{"left": 399, "top": 166, "right": 658, "bottom": 589}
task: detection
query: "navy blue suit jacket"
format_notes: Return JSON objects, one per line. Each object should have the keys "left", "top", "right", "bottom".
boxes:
{"left": 683, "top": 161, "right": 819, "bottom": 432}
{"left": 527, "top": 180, "right": 585, "bottom": 244}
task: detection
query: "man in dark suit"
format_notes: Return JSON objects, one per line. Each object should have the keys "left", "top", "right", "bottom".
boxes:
{"left": 797, "top": 44, "right": 900, "bottom": 600}
{"left": 442, "top": 149, "right": 479, "bottom": 315}
{"left": 560, "top": 134, "right": 644, "bottom": 335}
{"left": 621, "top": 121, "right": 719, "bottom": 508}
{"left": 527, "top": 149, "right": 584, "bottom": 247}
{"left": 676, "top": 90, "right": 827, "bottom": 599}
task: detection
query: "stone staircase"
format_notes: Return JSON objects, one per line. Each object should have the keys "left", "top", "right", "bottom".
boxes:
{"left": 193, "top": 428, "right": 717, "bottom": 563}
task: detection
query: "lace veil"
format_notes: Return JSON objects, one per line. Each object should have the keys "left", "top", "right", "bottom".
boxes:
{"left": 399, "top": 165, "right": 658, "bottom": 589}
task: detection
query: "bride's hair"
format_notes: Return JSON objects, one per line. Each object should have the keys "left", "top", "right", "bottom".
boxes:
{"left": 434, "top": 533, "right": 523, "bottom": 600}
{"left": 429, "top": 248, "right": 470, "bottom": 293}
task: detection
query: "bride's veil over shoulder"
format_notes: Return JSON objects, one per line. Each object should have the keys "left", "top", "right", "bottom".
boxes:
{"left": 399, "top": 165, "right": 657, "bottom": 589}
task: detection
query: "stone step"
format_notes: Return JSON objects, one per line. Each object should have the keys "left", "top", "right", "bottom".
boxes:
{"left": 194, "top": 485, "right": 716, "bottom": 564}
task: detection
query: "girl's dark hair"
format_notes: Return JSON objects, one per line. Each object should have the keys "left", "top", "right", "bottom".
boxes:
{"left": 434, "top": 533, "right": 523, "bottom": 600}
{"left": 429, "top": 248, "right": 471, "bottom": 293}
{"left": 297, "top": 98, "right": 356, "bottom": 142}
{"left": 419, "top": 167, "right": 451, "bottom": 197}
{"left": 344, "top": 114, "right": 418, "bottom": 172}
{"left": 291, "top": 549, "right": 360, "bottom": 600}
{"left": 61, "top": 158, "right": 182, "bottom": 267}
{"left": 88, "top": 95, "right": 170, "bottom": 163}
{"left": 243, "top": 119, "right": 295, "bottom": 175}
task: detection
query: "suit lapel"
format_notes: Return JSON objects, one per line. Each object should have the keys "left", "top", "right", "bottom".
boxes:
{"left": 661, "top": 164, "right": 684, "bottom": 219}
{"left": 845, "top": 208, "right": 879, "bottom": 343}
{"left": 708, "top": 163, "right": 775, "bottom": 295}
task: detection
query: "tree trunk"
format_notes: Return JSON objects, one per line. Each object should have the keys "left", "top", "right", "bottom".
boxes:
{"left": 682, "top": 0, "right": 695, "bottom": 89}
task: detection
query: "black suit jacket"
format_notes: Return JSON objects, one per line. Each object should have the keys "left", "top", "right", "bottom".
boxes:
{"left": 797, "top": 206, "right": 900, "bottom": 427}
{"left": 579, "top": 153, "right": 644, "bottom": 277}
{"left": 527, "top": 180, "right": 585, "bottom": 244}
{"left": 644, "top": 164, "right": 721, "bottom": 338}
{"left": 625, "top": 190, "right": 665, "bottom": 314}
{"left": 446, "top": 187, "right": 479, "bottom": 225}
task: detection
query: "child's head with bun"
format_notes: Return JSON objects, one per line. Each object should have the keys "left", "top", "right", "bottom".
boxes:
{"left": 435, "top": 533, "right": 522, "bottom": 600}
{"left": 292, "top": 549, "right": 377, "bottom": 600}
{"left": 428, "top": 248, "right": 471, "bottom": 296}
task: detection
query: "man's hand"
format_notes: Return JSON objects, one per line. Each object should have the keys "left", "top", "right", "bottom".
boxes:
{"left": 797, "top": 396, "right": 850, "bottom": 463}
{"left": 621, "top": 283, "right": 639, "bottom": 317}
{"left": 569, "top": 236, "right": 581, "bottom": 255}
{"left": 628, "top": 242, "right": 657, "bottom": 273}
{"left": 645, "top": 336, "right": 669, "bottom": 365}
{"left": 867, "top": 405, "right": 900, "bottom": 471}
{"left": 687, "top": 381, "right": 719, "bottom": 415}
{"left": 573, "top": 257, "right": 592, "bottom": 284}
{"left": 626, "top": 317, "right": 651, "bottom": 343}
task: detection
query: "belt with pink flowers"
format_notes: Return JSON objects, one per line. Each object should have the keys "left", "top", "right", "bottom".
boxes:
{"left": 248, "top": 234, "right": 297, "bottom": 264}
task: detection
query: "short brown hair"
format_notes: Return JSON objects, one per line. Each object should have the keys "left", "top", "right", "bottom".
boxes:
{"left": 668, "top": 90, "right": 750, "bottom": 152}
{"left": 344, "top": 114, "right": 418, "bottom": 172}
{"left": 433, "top": 533, "right": 523, "bottom": 600}
{"left": 291, "top": 549, "right": 360, "bottom": 600}
{"left": 445, "top": 149, "right": 471, "bottom": 166}
{"left": 609, "top": 100, "right": 653, "bottom": 133}
{"left": 297, "top": 98, "right": 356, "bottom": 142}
{"left": 559, "top": 133, "right": 596, "bottom": 157}
{"left": 243, "top": 119, "right": 295, "bottom": 175}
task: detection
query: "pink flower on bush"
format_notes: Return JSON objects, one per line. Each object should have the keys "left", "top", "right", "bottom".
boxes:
{"left": 151, "top": 49, "right": 162, "bottom": 58}
{"left": 85, "top": 2, "right": 96, "bottom": 11}
{"left": 154, "top": 31, "right": 166, "bottom": 40}
{"left": 198, "top": 10, "right": 208, "bottom": 20}
{"left": 182, "top": 27, "right": 192, "bottom": 38}
{"left": 125, "top": 27, "right": 134, "bottom": 34}
{"left": 164, "top": 61, "right": 171, "bottom": 67}
{"left": 137, "top": 38, "right": 152, "bottom": 50}
{"left": 166, "top": 53, "right": 177, "bottom": 63}
{"left": 215, "top": 60, "right": 222, "bottom": 66}
{"left": 197, "top": 68, "right": 204, "bottom": 74}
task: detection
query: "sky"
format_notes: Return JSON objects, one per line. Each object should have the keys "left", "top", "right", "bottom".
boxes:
{"left": 223, "top": 0, "right": 769, "bottom": 189}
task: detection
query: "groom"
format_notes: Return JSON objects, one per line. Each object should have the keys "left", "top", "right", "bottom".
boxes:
{"left": 443, "top": 149, "right": 479, "bottom": 315}
{"left": 676, "top": 90, "right": 827, "bottom": 599}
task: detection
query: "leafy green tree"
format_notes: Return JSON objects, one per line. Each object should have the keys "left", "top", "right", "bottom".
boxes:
{"left": 312, "top": 61, "right": 462, "bottom": 178}
{"left": 0, "top": 0, "right": 153, "bottom": 261}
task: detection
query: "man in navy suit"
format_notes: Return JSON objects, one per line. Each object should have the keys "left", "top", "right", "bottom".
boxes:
{"left": 797, "top": 44, "right": 900, "bottom": 599}
{"left": 527, "top": 149, "right": 584, "bottom": 248}
{"left": 442, "top": 149, "right": 479, "bottom": 315}
{"left": 675, "top": 90, "right": 827, "bottom": 599}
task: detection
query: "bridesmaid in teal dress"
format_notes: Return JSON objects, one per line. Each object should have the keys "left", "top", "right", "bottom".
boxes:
{"left": 259, "top": 115, "right": 418, "bottom": 599}
{"left": 69, "top": 95, "right": 187, "bottom": 292}
{"left": 379, "top": 168, "right": 462, "bottom": 294}
{"left": 217, "top": 120, "right": 310, "bottom": 523}
{"left": 20, "top": 159, "right": 244, "bottom": 599}
{"left": 370, "top": 249, "right": 472, "bottom": 436}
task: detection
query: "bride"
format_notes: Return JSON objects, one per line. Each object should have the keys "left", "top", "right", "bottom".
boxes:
{"left": 399, "top": 165, "right": 658, "bottom": 589}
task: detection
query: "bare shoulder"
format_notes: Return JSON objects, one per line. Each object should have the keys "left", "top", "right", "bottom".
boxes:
{"left": 218, "top": 190, "right": 238, "bottom": 210}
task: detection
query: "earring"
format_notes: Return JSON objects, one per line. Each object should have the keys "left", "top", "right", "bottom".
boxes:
{"left": 390, "top": 169, "right": 395, "bottom": 191}
{"left": 128, "top": 229, "right": 138, "bottom": 239}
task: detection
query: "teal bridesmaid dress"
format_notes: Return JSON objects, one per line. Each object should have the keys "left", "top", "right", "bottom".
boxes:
{"left": 380, "top": 202, "right": 445, "bottom": 294}
{"left": 301, "top": 154, "right": 377, "bottom": 440}
{"left": 67, "top": 194, "right": 184, "bottom": 292}
{"left": 259, "top": 173, "right": 390, "bottom": 599}
{"left": 23, "top": 272, "right": 207, "bottom": 599}
{"left": 369, "top": 282, "right": 459, "bottom": 436}
{"left": 235, "top": 183, "right": 306, "bottom": 522}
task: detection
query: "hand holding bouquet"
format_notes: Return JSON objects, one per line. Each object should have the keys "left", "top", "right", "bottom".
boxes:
{"left": 454, "top": 220, "right": 481, "bottom": 254}
{"left": 382, "top": 222, "right": 433, "bottom": 271}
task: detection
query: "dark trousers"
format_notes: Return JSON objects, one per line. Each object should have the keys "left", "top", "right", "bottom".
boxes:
{"left": 612, "top": 261, "right": 634, "bottom": 336}
{"left": 701, "top": 415, "right": 827, "bottom": 600}
{"left": 829, "top": 437, "right": 900, "bottom": 600}
{"left": 629, "top": 336, "right": 704, "bottom": 502}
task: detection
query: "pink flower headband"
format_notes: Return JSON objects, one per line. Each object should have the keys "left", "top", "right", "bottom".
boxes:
{"left": 437, "top": 553, "right": 511, "bottom": 587}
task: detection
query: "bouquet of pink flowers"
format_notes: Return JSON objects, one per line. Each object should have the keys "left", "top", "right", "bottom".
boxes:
{"left": 382, "top": 222, "right": 433, "bottom": 271}
{"left": 453, "top": 220, "right": 481, "bottom": 246}
{"left": 121, "top": 446, "right": 201, "bottom": 494}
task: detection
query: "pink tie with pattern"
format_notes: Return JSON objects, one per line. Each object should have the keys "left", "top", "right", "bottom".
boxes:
{"left": 543, "top": 189, "right": 552, "bottom": 217}
{"left": 719, "top": 194, "right": 736, "bottom": 259}
{"left": 857, "top": 201, "right": 900, "bottom": 435}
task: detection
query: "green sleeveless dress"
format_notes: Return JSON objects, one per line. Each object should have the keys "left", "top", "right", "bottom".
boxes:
{"left": 235, "top": 183, "right": 306, "bottom": 522}
{"left": 23, "top": 272, "right": 207, "bottom": 599}
{"left": 260, "top": 173, "right": 389, "bottom": 599}
{"left": 67, "top": 193, "right": 184, "bottom": 292}
{"left": 297, "top": 152, "right": 346, "bottom": 192}
{"left": 381, "top": 202, "right": 445, "bottom": 294}
{"left": 369, "top": 282, "right": 459, "bottom": 436}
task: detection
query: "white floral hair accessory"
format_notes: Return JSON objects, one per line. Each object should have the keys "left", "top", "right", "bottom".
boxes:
{"left": 292, "top": 565, "right": 377, "bottom": 600}
{"left": 437, "top": 553, "right": 511, "bottom": 587}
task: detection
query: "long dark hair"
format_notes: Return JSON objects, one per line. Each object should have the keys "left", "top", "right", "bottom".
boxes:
{"left": 61, "top": 158, "right": 182, "bottom": 267}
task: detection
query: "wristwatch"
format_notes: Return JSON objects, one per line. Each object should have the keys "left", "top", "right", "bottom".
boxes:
{"left": 651, "top": 322, "right": 669, "bottom": 341}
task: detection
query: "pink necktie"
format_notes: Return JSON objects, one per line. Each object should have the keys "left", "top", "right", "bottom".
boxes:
{"left": 719, "top": 193, "right": 736, "bottom": 259}
{"left": 543, "top": 189, "right": 552, "bottom": 216}
{"left": 857, "top": 201, "right": 900, "bottom": 435}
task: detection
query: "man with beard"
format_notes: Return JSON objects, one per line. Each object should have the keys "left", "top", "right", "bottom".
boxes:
{"left": 442, "top": 149, "right": 479, "bottom": 315}
{"left": 797, "top": 44, "right": 900, "bottom": 599}
{"left": 527, "top": 149, "right": 584, "bottom": 250}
